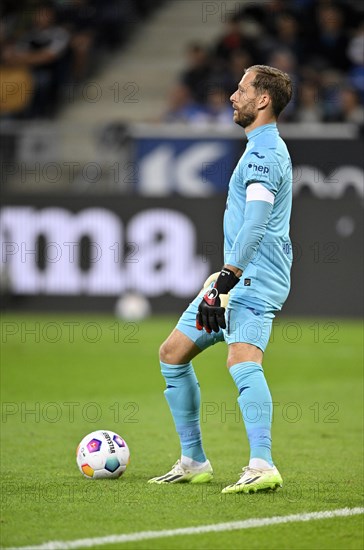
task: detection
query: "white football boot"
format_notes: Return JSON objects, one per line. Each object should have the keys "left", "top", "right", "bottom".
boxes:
{"left": 222, "top": 465, "right": 283, "bottom": 494}
{"left": 148, "top": 459, "right": 213, "bottom": 484}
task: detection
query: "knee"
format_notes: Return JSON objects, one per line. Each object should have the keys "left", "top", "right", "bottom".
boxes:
{"left": 159, "top": 339, "right": 175, "bottom": 364}
{"left": 159, "top": 329, "right": 199, "bottom": 365}
{"left": 226, "top": 343, "right": 263, "bottom": 369}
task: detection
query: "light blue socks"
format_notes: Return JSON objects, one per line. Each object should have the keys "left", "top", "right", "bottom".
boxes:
{"left": 160, "top": 361, "right": 206, "bottom": 463}
{"left": 229, "top": 361, "right": 274, "bottom": 466}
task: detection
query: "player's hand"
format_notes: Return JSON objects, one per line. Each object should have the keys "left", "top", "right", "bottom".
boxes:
{"left": 196, "top": 268, "right": 240, "bottom": 333}
{"left": 196, "top": 292, "right": 226, "bottom": 333}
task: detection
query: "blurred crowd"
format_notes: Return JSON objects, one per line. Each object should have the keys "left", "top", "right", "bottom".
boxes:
{"left": 163, "top": 0, "right": 364, "bottom": 126}
{"left": 0, "top": 0, "right": 164, "bottom": 117}
{"left": 1, "top": 0, "right": 363, "bottom": 125}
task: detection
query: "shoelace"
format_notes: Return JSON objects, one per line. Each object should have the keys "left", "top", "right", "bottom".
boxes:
{"left": 170, "top": 460, "right": 185, "bottom": 475}
{"left": 239, "top": 466, "right": 261, "bottom": 479}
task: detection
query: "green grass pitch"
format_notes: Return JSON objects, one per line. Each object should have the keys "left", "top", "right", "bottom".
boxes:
{"left": 0, "top": 313, "right": 363, "bottom": 549}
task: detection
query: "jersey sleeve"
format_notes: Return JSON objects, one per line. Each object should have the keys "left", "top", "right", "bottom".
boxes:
{"left": 224, "top": 199, "right": 273, "bottom": 271}
{"left": 239, "top": 148, "right": 283, "bottom": 196}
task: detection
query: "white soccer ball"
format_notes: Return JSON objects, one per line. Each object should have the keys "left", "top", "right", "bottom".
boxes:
{"left": 76, "top": 430, "right": 130, "bottom": 479}
{"left": 114, "top": 292, "right": 151, "bottom": 321}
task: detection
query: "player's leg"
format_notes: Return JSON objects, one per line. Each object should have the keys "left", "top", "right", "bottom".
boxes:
{"left": 148, "top": 293, "right": 224, "bottom": 485}
{"left": 159, "top": 327, "right": 202, "bottom": 365}
{"left": 222, "top": 296, "right": 282, "bottom": 494}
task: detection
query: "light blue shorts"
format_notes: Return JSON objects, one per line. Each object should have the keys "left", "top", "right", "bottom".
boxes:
{"left": 176, "top": 291, "right": 277, "bottom": 353}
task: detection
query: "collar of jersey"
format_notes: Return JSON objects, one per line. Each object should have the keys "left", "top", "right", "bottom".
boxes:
{"left": 246, "top": 122, "right": 278, "bottom": 141}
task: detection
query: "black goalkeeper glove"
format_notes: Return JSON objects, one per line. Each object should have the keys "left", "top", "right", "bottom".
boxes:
{"left": 196, "top": 267, "right": 240, "bottom": 333}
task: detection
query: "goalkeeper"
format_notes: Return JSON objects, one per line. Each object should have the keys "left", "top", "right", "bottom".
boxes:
{"left": 149, "top": 65, "right": 293, "bottom": 494}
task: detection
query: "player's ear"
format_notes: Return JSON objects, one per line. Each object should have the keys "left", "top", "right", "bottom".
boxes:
{"left": 257, "top": 93, "right": 270, "bottom": 111}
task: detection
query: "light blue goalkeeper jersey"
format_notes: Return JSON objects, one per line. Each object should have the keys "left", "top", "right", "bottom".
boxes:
{"left": 223, "top": 122, "right": 293, "bottom": 309}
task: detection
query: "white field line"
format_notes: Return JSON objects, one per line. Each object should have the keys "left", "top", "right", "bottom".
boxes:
{"left": 4, "top": 507, "right": 364, "bottom": 550}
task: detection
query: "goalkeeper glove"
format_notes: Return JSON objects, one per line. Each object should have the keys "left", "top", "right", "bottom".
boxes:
{"left": 196, "top": 267, "right": 240, "bottom": 333}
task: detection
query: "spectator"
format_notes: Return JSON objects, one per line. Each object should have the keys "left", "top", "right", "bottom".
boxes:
{"left": 337, "top": 87, "right": 364, "bottom": 124}
{"left": 295, "top": 80, "right": 324, "bottom": 122}
{"left": 180, "top": 43, "right": 212, "bottom": 104}
{"left": 94, "top": 0, "right": 137, "bottom": 49}
{"left": 162, "top": 83, "right": 206, "bottom": 124}
{"left": 268, "top": 49, "right": 298, "bottom": 120}
{"left": 237, "top": 0, "right": 291, "bottom": 37}
{"left": 1, "top": 3, "right": 70, "bottom": 117}
{"left": 191, "top": 87, "right": 232, "bottom": 126}
{"left": 214, "top": 18, "right": 258, "bottom": 65}
{"left": 308, "top": 4, "right": 350, "bottom": 70}
{"left": 273, "top": 12, "right": 304, "bottom": 62}
{"left": 347, "top": 23, "right": 364, "bottom": 101}
{"left": 226, "top": 49, "right": 254, "bottom": 96}
{"left": 58, "top": 0, "right": 98, "bottom": 81}
{"left": 320, "top": 68, "right": 345, "bottom": 120}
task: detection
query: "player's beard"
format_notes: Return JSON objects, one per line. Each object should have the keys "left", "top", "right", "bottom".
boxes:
{"left": 234, "top": 101, "right": 258, "bottom": 128}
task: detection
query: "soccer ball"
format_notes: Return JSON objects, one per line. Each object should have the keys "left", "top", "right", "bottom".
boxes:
{"left": 76, "top": 430, "right": 130, "bottom": 479}
{"left": 115, "top": 292, "right": 151, "bottom": 321}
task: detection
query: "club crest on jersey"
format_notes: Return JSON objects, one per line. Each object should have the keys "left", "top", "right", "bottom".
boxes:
{"left": 248, "top": 163, "right": 269, "bottom": 174}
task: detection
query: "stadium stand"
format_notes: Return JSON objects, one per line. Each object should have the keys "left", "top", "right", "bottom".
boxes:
{"left": 1, "top": 1, "right": 363, "bottom": 127}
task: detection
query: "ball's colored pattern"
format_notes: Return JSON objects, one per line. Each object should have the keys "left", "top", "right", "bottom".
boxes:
{"left": 105, "top": 457, "right": 120, "bottom": 473}
{"left": 81, "top": 464, "right": 94, "bottom": 477}
{"left": 87, "top": 439, "right": 102, "bottom": 453}
{"left": 113, "top": 435, "right": 125, "bottom": 448}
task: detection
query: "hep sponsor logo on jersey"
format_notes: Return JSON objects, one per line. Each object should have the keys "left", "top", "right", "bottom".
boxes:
{"left": 248, "top": 162, "right": 270, "bottom": 174}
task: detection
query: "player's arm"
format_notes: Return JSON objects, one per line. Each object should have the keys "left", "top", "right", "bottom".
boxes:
{"left": 225, "top": 183, "right": 274, "bottom": 271}
{"left": 196, "top": 183, "right": 274, "bottom": 333}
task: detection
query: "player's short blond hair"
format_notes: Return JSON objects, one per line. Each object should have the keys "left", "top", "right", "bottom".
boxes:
{"left": 245, "top": 65, "right": 293, "bottom": 118}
